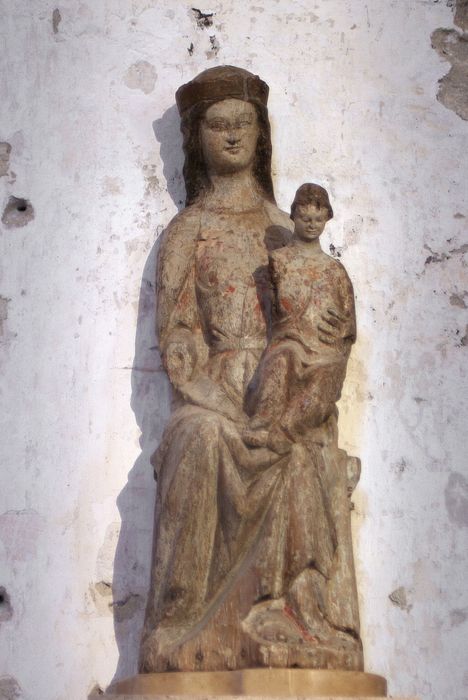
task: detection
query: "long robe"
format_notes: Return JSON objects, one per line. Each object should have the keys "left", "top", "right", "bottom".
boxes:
{"left": 139, "top": 199, "right": 363, "bottom": 673}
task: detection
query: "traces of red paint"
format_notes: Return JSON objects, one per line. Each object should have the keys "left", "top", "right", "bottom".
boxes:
{"left": 282, "top": 298, "right": 293, "bottom": 312}
{"left": 179, "top": 289, "right": 191, "bottom": 308}
{"left": 283, "top": 604, "right": 319, "bottom": 643}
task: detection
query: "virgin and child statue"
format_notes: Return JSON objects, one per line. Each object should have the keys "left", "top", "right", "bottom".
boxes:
{"left": 128, "top": 65, "right": 367, "bottom": 678}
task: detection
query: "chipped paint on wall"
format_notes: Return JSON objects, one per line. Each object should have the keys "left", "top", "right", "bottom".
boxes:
{"left": 52, "top": 8, "right": 62, "bottom": 34}
{"left": 389, "top": 586, "right": 412, "bottom": 613}
{"left": 123, "top": 61, "right": 158, "bottom": 95}
{"left": 0, "top": 587, "right": 14, "bottom": 623}
{"left": 0, "top": 676, "right": 22, "bottom": 700}
{"left": 0, "top": 510, "right": 45, "bottom": 562}
{"left": 431, "top": 0, "right": 468, "bottom": 120}
{"left": 445, "top": 472, "right": 468, "bottom": 527}
{"left": 0, "top": 143, "right": 11, "bottom": 177}
{"left": 0, "top": 295, "right": 11, "bottom": 337}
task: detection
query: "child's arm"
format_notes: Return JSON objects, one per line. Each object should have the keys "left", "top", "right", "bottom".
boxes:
{"left": 318, "top": 265, "right": 356, "bottom": 347}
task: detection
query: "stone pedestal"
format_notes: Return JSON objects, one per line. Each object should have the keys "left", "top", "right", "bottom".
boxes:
{"left": 100, "top": 669, "right": 393, "bottom": 697}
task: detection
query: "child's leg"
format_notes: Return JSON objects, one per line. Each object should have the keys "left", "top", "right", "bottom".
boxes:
{"left": 280, "top": 361, "right": 346, "bottom": 439}
{"left": 249, "top": 347, "right": 291, "bottom": 429}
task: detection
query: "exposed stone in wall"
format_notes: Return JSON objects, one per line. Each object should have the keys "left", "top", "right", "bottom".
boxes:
{"left": 431, "top": 0, "right": 468, "bottom": 120}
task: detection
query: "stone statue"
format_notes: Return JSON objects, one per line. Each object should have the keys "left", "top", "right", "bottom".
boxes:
{"left": 139, "top": 66, "right": 363, "bottom": 675}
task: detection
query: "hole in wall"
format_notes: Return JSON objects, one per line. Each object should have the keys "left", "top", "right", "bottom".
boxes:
{"left": 1, "top": 196, "right": 34, "bottom": 228}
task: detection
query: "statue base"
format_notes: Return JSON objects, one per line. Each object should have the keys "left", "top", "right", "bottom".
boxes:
{"left": 102, "top": 669, "right": 389, "bottom": 697}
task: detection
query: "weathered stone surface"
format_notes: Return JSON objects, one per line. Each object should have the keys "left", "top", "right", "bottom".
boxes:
{"left": 138, "top": 67, "right": 363, "bottom": 675}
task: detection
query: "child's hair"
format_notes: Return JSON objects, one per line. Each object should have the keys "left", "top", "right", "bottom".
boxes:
{"left": 290, "top": 183, "right": 333, "bottom": 221}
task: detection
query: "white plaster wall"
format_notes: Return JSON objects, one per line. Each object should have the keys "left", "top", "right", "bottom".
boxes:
{"left": 0, "top": 1, "right": 467, "bottom": 699}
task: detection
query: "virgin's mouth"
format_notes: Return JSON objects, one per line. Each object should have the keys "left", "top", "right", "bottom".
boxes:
{"left": 225, "top": 146, "right": 241, "bottom": 153}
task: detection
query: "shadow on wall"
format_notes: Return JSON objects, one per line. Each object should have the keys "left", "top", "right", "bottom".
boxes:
{"left": 110, "top": 104, "right": 185, "bottom": 685}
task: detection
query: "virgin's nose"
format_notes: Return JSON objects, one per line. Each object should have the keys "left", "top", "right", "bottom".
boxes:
{"left": 226, "top": 132, "right": 240, "bottom": 145}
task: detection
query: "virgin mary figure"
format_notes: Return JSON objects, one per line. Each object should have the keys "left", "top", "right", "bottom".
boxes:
{"left": 138, "top": 66, "right": 363, "bottom": 674}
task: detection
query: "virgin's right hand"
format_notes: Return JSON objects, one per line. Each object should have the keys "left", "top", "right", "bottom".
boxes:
{"left": 165, "top": 340, "right": 196, "bottom": 388}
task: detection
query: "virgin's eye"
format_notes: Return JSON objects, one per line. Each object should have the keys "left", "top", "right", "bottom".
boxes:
{"left": 207, "top": 121, "right": 228, "bottom": 131}
{"left": 236, "top": 120, "right": 253, "bottom": 128}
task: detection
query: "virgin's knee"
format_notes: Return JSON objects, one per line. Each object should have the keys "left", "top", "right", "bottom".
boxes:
{"left": 186, "top": 411, "right": 221, "bottom": 449}
{"left": 199, "top": 418, "right": 221, "bottom": 445}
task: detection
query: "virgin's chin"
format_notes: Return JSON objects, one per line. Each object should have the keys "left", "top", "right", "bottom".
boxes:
{"left": 212, "top": 157, "right": 252, "bottom": 173}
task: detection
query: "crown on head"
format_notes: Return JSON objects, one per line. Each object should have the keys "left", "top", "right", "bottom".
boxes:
{"left": 176, "top": 65, "right": 269, "bottom": 115}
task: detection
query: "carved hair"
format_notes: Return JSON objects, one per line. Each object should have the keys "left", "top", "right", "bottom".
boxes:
{"left": 180, "top": 101, "right": 275, "bottom": 206}
{"left": 290, "top": 183, "right": 334, "bottom": 221}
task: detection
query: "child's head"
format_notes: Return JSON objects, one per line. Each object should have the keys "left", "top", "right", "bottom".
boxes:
{"left": 290, "top": 183, "right": 333, "bottom": 242}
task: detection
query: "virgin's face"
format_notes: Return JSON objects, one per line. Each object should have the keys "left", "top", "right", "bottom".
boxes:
{"left": 200, "top": 99, "right": 259, "bottom": 175}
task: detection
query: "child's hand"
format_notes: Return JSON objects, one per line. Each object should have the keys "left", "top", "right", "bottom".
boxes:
{"left": 267, "top": 427, "right": 293, "bottom": 455}
{"left": 318, "top": 307, "right": 354, "bottom": 345}
{"left": 242, "top": 428, "right": 269, "bottom": 448}
{"left": 242, "top": 426, "right": 293, "bottom": 456}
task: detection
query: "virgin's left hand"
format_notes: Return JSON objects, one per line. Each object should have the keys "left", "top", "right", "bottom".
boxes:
{"left": 318, "top": 308, "right": 355, "bottom": 345}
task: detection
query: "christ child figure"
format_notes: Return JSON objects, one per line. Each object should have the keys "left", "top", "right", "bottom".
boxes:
{"left": 244, "top": 183, "right": 356, "bottom": 453}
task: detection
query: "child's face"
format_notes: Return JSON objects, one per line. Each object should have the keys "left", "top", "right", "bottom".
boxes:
{"left": 293, "top": 204, "right": 328, "bottom": 241}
